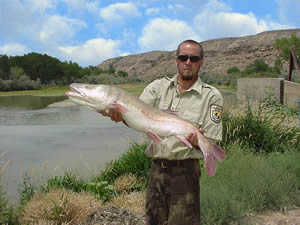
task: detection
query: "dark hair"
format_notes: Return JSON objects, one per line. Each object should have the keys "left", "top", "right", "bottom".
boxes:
{"left": 176, "top": 40, "right": 203, "bottom": 59}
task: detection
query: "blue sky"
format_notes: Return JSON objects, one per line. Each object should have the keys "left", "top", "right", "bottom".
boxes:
{"left": 0, "top": 0, "right": 299, "bottom": 67}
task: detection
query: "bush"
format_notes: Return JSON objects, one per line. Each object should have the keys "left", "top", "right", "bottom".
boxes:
{"left": 20, "top": 189, "right": 103, "bottom": 225}
{"left": 0, "top": 67, "right": 41, "bottom": 91}
{"left": 222, "top": 97, "right": 299, "bottom": 153}
{"left": 245, "top": 59, "right": 270, "bottom": 74}
{"left": 43, "top": 170, "right": 87, "bottom": 193}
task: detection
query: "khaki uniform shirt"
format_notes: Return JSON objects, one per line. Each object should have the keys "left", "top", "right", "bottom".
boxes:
{"left": 139, "top": 75, "right": 223, "bottom": 160}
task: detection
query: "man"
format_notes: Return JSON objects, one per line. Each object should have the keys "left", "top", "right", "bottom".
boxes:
{"left": 101, "top": 40, "right": 223, "bottom": 225}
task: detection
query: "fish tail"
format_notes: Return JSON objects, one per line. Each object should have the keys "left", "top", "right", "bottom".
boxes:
{"left": 197, "top": 133, "right": 225, "bottom": 176}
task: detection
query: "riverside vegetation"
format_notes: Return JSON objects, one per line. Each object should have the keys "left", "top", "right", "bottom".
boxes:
{"left": 0, "top": 94, "right": 299, "bottom": 225}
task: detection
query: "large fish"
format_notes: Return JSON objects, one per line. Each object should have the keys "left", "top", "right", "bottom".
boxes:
{"left": 66, "top": 83, "right": 225, "bottom": 176}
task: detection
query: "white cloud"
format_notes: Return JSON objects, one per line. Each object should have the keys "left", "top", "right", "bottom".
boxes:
{"left": 194, "top": 11, "right": 268, "bottom": 39}
{"left": 145, "top": 7, "right": 161, "bottom": 16}
{"left": 0, "top": 0, "right": 42, "bottom": 41}
{"left": 100, "top": 2, "right": 141, "bottom": 22}
{"left": 167, "top": 4, "right": 184, "bottom": 11}
{"left": 58, "top": 38, "right": 123, "bottom": 67}
{"left": 25, "top": 0, "right": 57, "bottom": 11}
{"left": 39, "top": 15, "right": 87, "bottom": 44}
{"left": 62, "top": 0, "right": 100, "bottom": 14}
{"left": 193, "top": 0, "right": 292, "bottom": 40}
{"left": 138, "top": 18, "right": 200, "bottom": 51}
{"left": 0, "top": 43, "right": 30, "bottom": 56}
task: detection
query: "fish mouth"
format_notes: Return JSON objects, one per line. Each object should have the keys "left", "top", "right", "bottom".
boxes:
{"left": 66, "top": 84, "right": 85, "bottom": 97}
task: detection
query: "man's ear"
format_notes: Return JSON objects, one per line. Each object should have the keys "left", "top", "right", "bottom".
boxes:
{"left": 199, "top": 59, "right": 204, "bottom": 66}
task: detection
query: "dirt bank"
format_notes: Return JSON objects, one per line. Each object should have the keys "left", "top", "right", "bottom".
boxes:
{"left": 80, "top": 206, "right": 300, "bottom": 225}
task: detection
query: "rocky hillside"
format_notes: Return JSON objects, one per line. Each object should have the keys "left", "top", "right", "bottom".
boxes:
{"left": 97, "top": 29, "right": 300, "bottom": 81}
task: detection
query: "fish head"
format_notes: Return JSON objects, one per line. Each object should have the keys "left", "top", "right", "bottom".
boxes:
{"left": 66, "top": 83, "right": 113, "bottom": 110}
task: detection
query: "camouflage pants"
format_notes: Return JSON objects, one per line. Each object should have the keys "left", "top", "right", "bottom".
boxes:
{"left": 145, "top": 159, "right": 200, "bottom": 225}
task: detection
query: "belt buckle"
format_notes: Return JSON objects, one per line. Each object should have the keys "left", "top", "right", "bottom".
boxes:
{"left": 161, "top": 161, "right": 168, "bottom": 169}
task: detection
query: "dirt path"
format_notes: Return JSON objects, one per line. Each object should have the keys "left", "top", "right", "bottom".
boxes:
{"left": 81, "top": 207, "right": 300, "bottom": 225}
{"left": 247, "top": 208, "right": 300, "bottom": 225}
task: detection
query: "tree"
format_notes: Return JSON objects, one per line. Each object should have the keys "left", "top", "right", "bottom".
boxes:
{"left": 227, "top": 66, "right": 240, "bottom": 74}
{"left": 0, "top": 55, "right": 10, "bottom": 79}
{"left": 245, "top": 59, "right": 269, "bottom": 74}
{"left": 274, "top": 34, "right": 300, "bottom": 60}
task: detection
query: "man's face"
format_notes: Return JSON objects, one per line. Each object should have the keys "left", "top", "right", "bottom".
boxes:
{"left": 176, "top": 43, "right": 203, "bottom": 80}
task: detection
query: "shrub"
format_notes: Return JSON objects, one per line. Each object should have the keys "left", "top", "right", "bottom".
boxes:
{"left": 20, "top": 188, "right": 103, "bottom": 225}
{"left": 114, "top": 173, "right": 139, "bottom": 194}
{"left": 108, "top": 192, "right": 145, "bottom": 214}
{"left": 95, "top": 143, "right": 151, "bottom": 184}
{"left": 222, "top": 97, "right": 299, "bottom": 153}
{"left": 43, "top": 171, "right": 87, "bottom": 193}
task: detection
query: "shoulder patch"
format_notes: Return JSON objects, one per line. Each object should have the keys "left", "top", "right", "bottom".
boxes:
{"left": 210, "top": 104, "right": 223, "bottom": 123}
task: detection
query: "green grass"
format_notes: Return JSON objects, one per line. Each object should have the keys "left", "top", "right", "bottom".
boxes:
{"left": 0, "top": 86, "right": 69, "bottom": 96}
{"left": 0, "top": 83, "right": 147, "bottom": 97}
{"left": 200, "top": 145, "right": 300, "bottom": 225}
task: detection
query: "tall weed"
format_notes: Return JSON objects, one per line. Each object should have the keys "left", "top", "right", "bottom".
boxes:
{"left": 0, "top": 153, "right": 17, "bottom": 224}
{"left": 222, "top": 97, "right": 299, "bottom": 153}
{"left": 94, "top": 143, "right": 151, "bottom": 184}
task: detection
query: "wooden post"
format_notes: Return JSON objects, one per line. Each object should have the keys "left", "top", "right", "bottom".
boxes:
{"left": 288, "top": 48, "right": 300, "bottom": 81}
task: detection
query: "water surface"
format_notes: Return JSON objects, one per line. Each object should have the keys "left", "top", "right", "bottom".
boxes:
{"left": 0, "top": 96, "right": 141, "bottom": 203}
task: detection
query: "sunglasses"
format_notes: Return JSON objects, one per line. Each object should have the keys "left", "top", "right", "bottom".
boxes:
{"left": 177, "top": 55, "right": 202, "bottom": 63}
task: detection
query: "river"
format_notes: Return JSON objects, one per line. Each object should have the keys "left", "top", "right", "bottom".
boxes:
{"left": 0, "top": 95, "right": 142, "bottom": 203}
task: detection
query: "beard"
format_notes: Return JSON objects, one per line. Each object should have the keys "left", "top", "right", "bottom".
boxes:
{"left": 181, "top": 71, "right": 195, "bottom": 80}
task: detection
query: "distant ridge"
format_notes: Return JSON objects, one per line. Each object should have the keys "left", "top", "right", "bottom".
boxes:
{"left": 98, "top": 29, "right": 300, "bottom": 81}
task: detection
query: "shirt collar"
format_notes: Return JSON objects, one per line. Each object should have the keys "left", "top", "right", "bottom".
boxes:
{"left": 168, "top": 74, "right": 203, "bottom": 95}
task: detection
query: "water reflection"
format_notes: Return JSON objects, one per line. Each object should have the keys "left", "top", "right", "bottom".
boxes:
{"left": 0, "top": 95, "right": 67, "bottom": 110}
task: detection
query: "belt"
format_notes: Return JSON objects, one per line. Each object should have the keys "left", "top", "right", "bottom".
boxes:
{"left": 153, "top": 159, "right": 196, "bottom": 169}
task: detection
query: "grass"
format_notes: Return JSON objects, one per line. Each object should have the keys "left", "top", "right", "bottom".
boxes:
{"left": 0, "top": 83, "right": 148, "bottom": 97}
{"left": 17, "top": 145, "right": 300, "bottom": 225}
{"left": 200, "top": 146, "right": 300, "bottom": 225}
{"left": 0, "top": 153, "right": 17, "bottom": 224}
{"left": 0, "top": 86, "right": 69, "bottom": 96}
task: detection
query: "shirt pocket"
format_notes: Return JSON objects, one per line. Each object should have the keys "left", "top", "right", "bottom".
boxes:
{"left": 182, "top": 109, "right": 202, "bottom": 128}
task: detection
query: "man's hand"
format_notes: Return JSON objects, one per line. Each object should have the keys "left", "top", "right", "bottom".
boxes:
{"left": 99, "top": 109, "right": 123, "bottom": 123}
{"left": 186, "top": 129, "right": 204, "bottom": 146}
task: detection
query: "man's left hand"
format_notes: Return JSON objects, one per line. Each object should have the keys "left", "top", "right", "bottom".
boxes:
{"left": 186, "top": 129, "right": 204, "bottom": 146}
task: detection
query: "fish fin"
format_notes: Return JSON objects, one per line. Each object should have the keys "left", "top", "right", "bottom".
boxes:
{"left": 197, "top": 133, "right": 225, "bottom": 176}
{"left": 208, "top": 139, "right": 226, "bottom": 162}
{"left": 203, "top": 152, "right": 217, "bottom": 176}
{"left": 110, "top": 103, "right": 129, "bottom": 113}
{"left": 161, "top": 109, "right": 178, "bottom": 115}
{"left": 147, "top": 130, "right": 162, "bottom": 144}
{"left": 176, "top": 135, "right": 193, "bottom": 148}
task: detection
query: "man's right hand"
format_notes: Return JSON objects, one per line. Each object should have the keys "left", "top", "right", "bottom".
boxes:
{"left": 99, "top": 109, "right": 123, "bottom": 123}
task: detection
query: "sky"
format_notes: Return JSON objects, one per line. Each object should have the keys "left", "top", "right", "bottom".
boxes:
{"left": 0, "top": 0, "right": 299, "bottom": 67}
